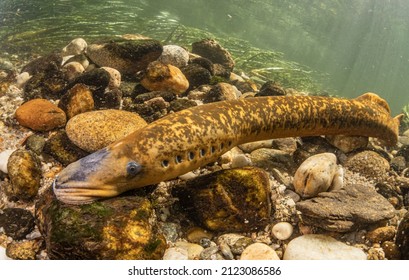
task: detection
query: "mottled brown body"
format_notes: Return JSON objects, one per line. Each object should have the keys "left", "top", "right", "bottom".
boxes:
{"left": 53, "top": 93, "right": 400, "bottom": 204}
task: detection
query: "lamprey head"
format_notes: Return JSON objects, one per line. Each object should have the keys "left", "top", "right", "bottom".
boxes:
{"left": 53, "top": 147, "right": 143, "bottom": 204}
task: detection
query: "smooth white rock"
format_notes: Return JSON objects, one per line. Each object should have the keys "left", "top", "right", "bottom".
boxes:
{"left": 62, "top": 38, "right": 88, "bottom": 56}
{"left": 16, "top": 72, "right": 31, "bottom": 88}
{"left": 158, "top": 45, "right": 189, "bottom": 68}
{"left": 239, "top": 140, "right": 273, "bottom": 153}
{"left": 240, "top": 243, "right": 280, "bottom": 260}
{"left": 0, "top": 149, "right": 15, "bottom": 173}
{"left": 101, "top": 67, "right": 121, "bottom": 88}
{"left": 283, "top": 234, "right": 367, "bottom": 260}
{"left": 272, "top": 222, "right": 293, "bottom": 240}
{"left": 175, "top": 241, "right": 204, "bottom": 260}
{"left": 0, "top": 246, "right": 11, "bottom": 260}
{"left": 293, "top": 153, "right": 344, "bottom": 198}
{"left": 63, "top": 62, "right": 85, "bottom": 80}
{"left": 162, "top": 247, "right": 189, "bottom": 260}
{"left": 231, "top": 154, "right": 252, "bottom": 168}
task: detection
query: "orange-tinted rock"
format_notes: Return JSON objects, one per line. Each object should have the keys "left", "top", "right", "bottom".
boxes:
{"left": 58, "top": 83, "right": 94, "bottom": 119}
{"left": 141, "top": 61, "right": 189, "bottom": 95}
{"left": 15, "top": 99, "right": 66, "bottom": 131}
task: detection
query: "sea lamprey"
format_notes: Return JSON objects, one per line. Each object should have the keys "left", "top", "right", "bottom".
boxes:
{"left": 53, "top": 93, "right": 401, "bottom": 204}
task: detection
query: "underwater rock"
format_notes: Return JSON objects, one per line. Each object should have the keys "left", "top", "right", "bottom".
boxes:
{"left": 65, "top": 109, "right": 147, "bottom": 152}
{"left": 26, "top": 134, "right": 46, "bottom": 155}
{"left": 35, "top": 188, "right": 166, "bottom": 260}
{"left": 382, "top": 241, "right": 401, "bottom": 260}
{"left": 15, "top": 98, "right": 66, "bottom": 132}
{"left": 174, "top": 241, "right": 204, "bottom": 260}
{"left": 217, "top": 234, "right": 253, "bottom": 255}
{"left": 233, "top": 79, "right": 258, "bottom": 94}
{"left": 283, "top": 234, "right": 367, "bottom": 260}
{"left": 249, "top": 148, "right": 294, "bottom": 172}
{"left": 239, "top": 140, "right": 274, "bottom": 153}
{"left": 58, "top": 83, "right": 94, "bottom": 119}
{"left": 181, "top": 63, "right": 212, "bottom": 90}
{"left": 255, "top": 81, "right": 286, "bottom": 97}
{"left": 6, "top": 240, "right": 42, "bottom": 260}
{"left": 16, "top": 72, "right": 31, "bottom": 88}
{"left": 162, "top": 247, "right": 189, "bottom": 260}
{"left": 186, "top": 227, "right": 214, "bottom": 244}
{"left": 390, "top": 156, "right": 406, "bottom": 173}
{"left": 326, "top": 135, "right": 368, "bottom": 153}
{"left": 293, "top": 153, "right": 343, "bottom": 198}
{"left": 344, "top": 150, "right": 390, "bottom": 182}
{"left": 173, "top": 167, "right": 272, "bottom": 232}
{"left": 271, "top": 222, "right": 294, "bottom": 241}
{"left": 396, "top": 211, "right": 409, "bottom": 259}
{"left": 170, "top": 98, "right": 197, "bottom": 112}
{"left": 396, "top": 145, "right": 409, "bottom": 162}
{"left": 203, "top": 82, "right": 239, "bottom": 103}
{"left": 140, "top": 61, "right": 189, "bottom": 95}
{"left": 240, "top": 243, "right": 280, "bottom": 260}
{"left": 366, "top": 226, "right": 396, "bottom": 244}
{"left": 21, "top": 53, "right": 62, "bottom": 75}
{"left": 86, "top": 39, "right": 163, "bottom": 77}
{"left": 157, "top": 45, "right": 189, "bottom": 68}
{"left": 23, "top": 70, "right": 68, "bottom": 101}
{"left": 375, "top": 182, "right": 403, "bottom": 209}
{"left": 191, "top": 39, "right": 235, "bottom": 71}
{"left": 61, "top": 38, "right": 88, "bottom": 56}
{"left": 0, "top": 208, "right": 35, "bottom": 240}
{"left": 133, "top": 91, "right": 176, "bottom": 104}
{"left": 94, "top": 88, "right": 122, "bottom": 109}
{"left": 190, "top": 57, "right": 215, "bottom": 75}
{"left": 296, "top": 184, "right": 395, "bottom": 232}
{"left": 6, "top": 149, "right": 42, "bottom": 201}
{"left": 67, "top": 68, "right": 110, "bottom": 92}
{"left": 44, "top": 130, "right": 88, "bottom": 165}
{"left": 62, "top": 62, "right": 85, "bottom": 81}
{"left": 0, "top": 149, "right": 15, "bottom": 173}
{"left": 101, "top": 67, "right": 121, "bottom": 89}
{"left": 63, "top": 54, "right": 90, "bottom": 70}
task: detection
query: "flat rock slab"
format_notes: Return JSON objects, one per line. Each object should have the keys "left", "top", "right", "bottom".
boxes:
{"left": 296, "top": 184, "right": 395, "bottom": 232}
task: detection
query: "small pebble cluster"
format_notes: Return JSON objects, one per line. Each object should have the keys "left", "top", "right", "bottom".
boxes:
{"left": 0, "top": 35, "right": 409, "bottom": 260}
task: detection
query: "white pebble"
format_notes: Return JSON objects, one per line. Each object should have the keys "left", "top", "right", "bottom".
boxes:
{"left": 0, "top": 149, "right": 15, "bottom": 174}
{"left": 240, "top": 243, "right": 280, "bottom": 260}
{"left": 162, "top": 247, "right": 189, "bottom": 260}
{"left": 272, "top": 222, "right": 293, "bottom": 240}
{"left": 101, "top": 67, "right": 121, "bottom": 88}
{"left": 293, "top": 153, "right": 343, "bottom": 198}
{"left": 283, "top": 234, "right": 366, "bottom": 260}
{"left": 63, "top": 62, "right": 85, "bottom": 80}
{"left": 16, "top": 72, "right": 31, "bottom": 88}
{"left": 0, "top": 246, "right": 11, "bottom": 260}
{"left": 231, "top": 154, "right": 252, "bottom": 168}
{"left": 175, "top": 241, "right": 204, "bottom": 260}
{"left": 62, "top": 38, "right": 88, "bottom": 56}
{"left": 158, "top": 45, "right": 189, "bottom": 68}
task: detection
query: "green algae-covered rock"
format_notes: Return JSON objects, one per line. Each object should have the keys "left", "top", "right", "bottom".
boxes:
{"left": 86, "top": 39, "right": 163, "bottom": 77}
{"left": 174, "top": 167, "right": 272, "bottom": 232}
{"left": 36, "top": 188, "right": 166, "bottom": 259}
{"left": 43, "top": 130, "right": 88, "bottom": 166}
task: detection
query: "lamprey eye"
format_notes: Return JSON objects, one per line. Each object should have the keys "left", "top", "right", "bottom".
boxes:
{"left": 126, "top": 161, "right": 142, "bottom": 177}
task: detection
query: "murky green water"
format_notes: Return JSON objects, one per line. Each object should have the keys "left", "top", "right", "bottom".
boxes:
{"left": 1, "top": 0, "right": 409, "bottom": 114}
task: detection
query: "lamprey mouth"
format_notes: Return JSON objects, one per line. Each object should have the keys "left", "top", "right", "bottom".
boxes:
{"left": 52, "top": 177, "right": 121, "bottom": 204}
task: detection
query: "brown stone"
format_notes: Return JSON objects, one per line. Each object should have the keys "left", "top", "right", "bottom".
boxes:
{"left": 174, "top": 167, "right": 272, "bottom": 232}
{"left": 58, "top": 83, "right": 94, "bottom": 119}
{"left": 296, "top": 184, "right": 395, "bottom": 232}
{"left": 141, "top": 61, "right": 189, "bottom": 95}
{"left": 15, "top": 99, "right": 66, "bottom": 131}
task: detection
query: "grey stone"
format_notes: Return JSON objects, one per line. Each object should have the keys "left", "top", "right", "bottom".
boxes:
{"left": 296, "top": 184, "right": 395, "bottom": 232}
